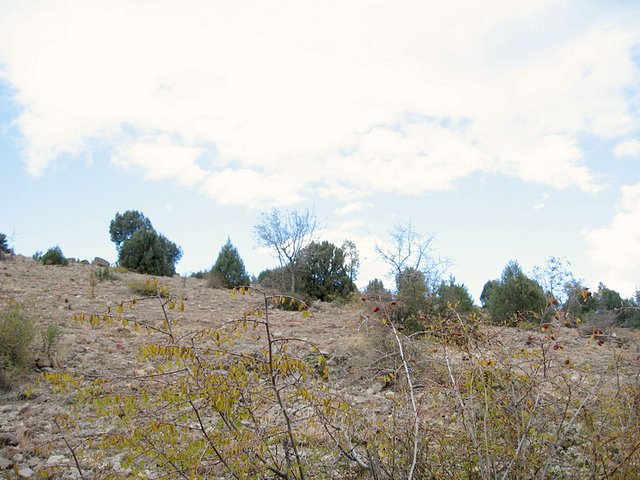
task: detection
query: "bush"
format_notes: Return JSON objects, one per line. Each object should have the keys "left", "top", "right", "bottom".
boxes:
{"left": 0, "top": 306, "right": 35, "bottom": 388}
{"left": 210, "top": 238, "right": 250, "bottom": 288}
{"left": 118, "top": 229, "right": 182, "bottom": 276}
{"left": 0, "top": 233, "right": 12, "bottom": 259}
{"left": 41, "top": 246, "right": 68, "bottom": 266}
{"left": 433, "top": 278, "right": 475, "bottom": 316}
{"left": 40, "top": 324, "right": 63, "bottom": 357}
{"left": 297, "top": 241, "right": 356, "bottom": 302}
{"left": 393, "top": 267, "right": 429, "bottom": 330}
{"left": 483, "top": 261, "right": 547, "bottom": 325}
{"left": 92, "top": 266, "right": 116, "bottom": 282}
{"left": 128, "top": 278, "right": 170, "bottom": 298}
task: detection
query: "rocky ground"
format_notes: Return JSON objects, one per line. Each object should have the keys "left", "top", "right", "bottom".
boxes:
{"left": 1, "top": 255, "right": 639, "bottom": 479}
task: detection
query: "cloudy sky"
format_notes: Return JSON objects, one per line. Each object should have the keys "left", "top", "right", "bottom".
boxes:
{"left": 1, "top": 0, "right": 639, "bottom": 300}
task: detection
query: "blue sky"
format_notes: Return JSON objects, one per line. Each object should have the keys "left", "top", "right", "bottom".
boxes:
{"left": 1, "top": 0, "right": 639, "bottom": 301}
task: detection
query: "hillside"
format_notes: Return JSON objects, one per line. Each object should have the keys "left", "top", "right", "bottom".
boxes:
{"left": 1, "top": 255, "right": 639, "bottom": 479}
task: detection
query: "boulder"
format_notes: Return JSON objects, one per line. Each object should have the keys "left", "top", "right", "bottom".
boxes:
{"left": 92, "top": 257, "right": 110, "bottom": 267}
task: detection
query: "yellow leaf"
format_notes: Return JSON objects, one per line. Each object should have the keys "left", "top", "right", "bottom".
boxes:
{"left": 302, "top": 311, "right": 310, "bottom": 318}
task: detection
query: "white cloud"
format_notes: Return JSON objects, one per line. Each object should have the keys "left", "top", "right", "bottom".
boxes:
{"left": 111, "top": 135, "right": 206, "bottom": 186}
{"left": 335, "top": 202, "right": 373, "bottom": 216}
{"left": 584, "top": 183, "right": 640, "bottom": 296}
{"left": 0, "top": 0, "right": 638, "bottom": 201}
{"left": 614, "top": 139, "right": 640, "bottom": 159}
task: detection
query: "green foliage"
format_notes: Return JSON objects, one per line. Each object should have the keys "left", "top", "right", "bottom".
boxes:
{"left": 0, "top": 306, "right": 35, "bottom": 371}
{"left": 118, "top": 229, "right": 182, "bottom": 276}
{"left": 210, "top": 238, "right": 250, "bottom": 288}
{"left": 92, "top": 266, "right": 116, "bottom": 282}
{"left": 483, "top": 261, "right": 547, "bottom": 325}
{"left": 393, "top": 267, "right": 429, "bottom": 330}
{"left": 364, "top": 278, "right": 388, "bottom": 297}
{"left": 41, "top": 246, "right": 68, "bottom": 266}
{"left": 40, "top": 324, "right": 63, "bottom": 357}
{"left": 434, "top": 278, "right": 475, "bottom": 316}
{"left": 297, "top": 240, "right": 356, "bottom": 302}
{"left": 619, "top": 290, "right": 640, "bottom": 328}
{"left": 0, "top": 232, "right": 11, "bottom": 255}
{"left": 109, "top": 210, "right": 153, "bottom": 250}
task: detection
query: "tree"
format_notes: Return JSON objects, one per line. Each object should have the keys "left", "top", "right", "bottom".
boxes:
{"left": 298, "top": 241, "right": 356, "bottom": 302}
{"left": 394, "top": 267, "right": 429, "bottom": 330}
{"left": 118, "top": 229, "right": 182, "bottom": 276}
{"left": 254, "top": 208, "right": 319, "bottom": 293}
{"left": 483, "top": 261, "right": 547, "bottom": 325}
{"left": 341, "top": 239, "right": 360, "bottom": 282}
{"left": 532, "top": 257, "right": 574, "bottom": 305}
{"left": 0, "top": 233, "right": 10, "bottom": 254}
{"left": 375, "top": 221, "right": 447, "bottom": 293}
{"left": 211, "top": 238, "right": 250, "bottom": 288}
{"left": 109, "top": 210, "right": 153, "bottom": 250}
{"left": 434, "top": 278, "right": 475, "bottom": 316}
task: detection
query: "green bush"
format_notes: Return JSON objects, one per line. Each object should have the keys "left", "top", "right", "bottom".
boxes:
{"left": 0, "top": 233, "right": 11, "bottom": 256}
{"left": 434, "top": 278, "right": 475, "bottom": 316}
{"left": 393, "top": 267, "right": 429, "bottom": 330}
{"left": 118, "top": 229, "right": 182, "bottom": 276}
{"left": 483, "top": 261, "right": 547, "bottom": 325}
{"left": 40, "top": 324, "right": 63, "bottom": 357}
{"left": 41, "top": 246, "right": 68, "bottom": 266}
{"left": 0, "top": 306, "right": 35, "bottom": 372}
{"left": 211, "top": 238, "right": 250, "bottom": 288}
{"left": 297, "top": 241, "right": 356, "bottom": 302}
{"left": 92, "top": 266, "right": 116, "bottom": 282}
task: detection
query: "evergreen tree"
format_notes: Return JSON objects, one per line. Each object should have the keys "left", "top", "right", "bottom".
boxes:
{"left": 484, "top": 261, "right": 547, "bottom": 324}
{"left": 211, "top": 238, "right": 250, "bottom": 288}
{"left": 118, "top": 229, "right": 182, "bottom": 276}
{"left": 110, "top": 210, "right": 153, "bottom": 250}
{"left": 297, "top": 241, "right": 356, "bottom": 301}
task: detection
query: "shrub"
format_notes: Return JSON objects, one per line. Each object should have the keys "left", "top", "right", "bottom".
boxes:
{"left": 0, "top": 306, "right": 35, "bottom": 374}
{"left": 40, "top": 324, "right": 63, "bottom": 357}
{"left": 41, "top": 246, "right": 68, "bottom": 266}
{"left": 393, "top": 267, "right": 429, "bottom": 330}
{"left": 118, "top": 229, "right": 182, "bottom": 276}
{"left": 297, "top": 241, "right": 356, "bottom": 302}
{"left": 434, "top": 278, "right": 475, "bottom": 316}
{"left": 92, "top": 266, "right": 116, "bottom": 282}
{"left": 483, "top": 261, "right": 547, "bottom": 325}
{"left": 210, "top": 238, "right": 250, "bottom": 288}
{"left": 128, "top": 278, "right": 170, "bottom": 298}
{"left": 0, "top": 233, "right": 12, "bottom": 259}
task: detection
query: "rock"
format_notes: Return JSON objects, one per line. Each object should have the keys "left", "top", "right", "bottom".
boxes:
{"left": 36, "top": 357, "right": 53, "bottom": 369}
{"left": 0, "top": 456, "right": 13, "bottom": 469}
{"left": 0, "top": 432, "right": 18, "bottom": 446}
{"left": 92, "top": 257, "right": 110, "bottom": 267}
{"left": 45, "top": 454, "right": 69, "bottom": 466}
{"left": 18, "top": 466, "right": 35, "bottom": 478}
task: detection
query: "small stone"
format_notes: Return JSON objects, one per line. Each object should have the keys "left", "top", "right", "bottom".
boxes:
{"left": 46, "top": 454, "right": 69, "bottom": 466}
{"left": 12, "top": 452, "right": 23, "bottom": 462}
{"left": 0, "top": 432, "right": 18, "bottom": 446}
{"left": 0, "top": 456, "right": 13, "bottom": 468}
{"left": 18, "top": 466, "right": 35, "bottom": 478}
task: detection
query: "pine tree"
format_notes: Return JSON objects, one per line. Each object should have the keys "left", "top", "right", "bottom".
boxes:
{"left": 211, "top": 238, "right": 250, "bottom": 288}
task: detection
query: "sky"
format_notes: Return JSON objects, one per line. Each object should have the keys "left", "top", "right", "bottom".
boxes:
{"left": 1, "top": 0, "right": 639, "bottom": 302}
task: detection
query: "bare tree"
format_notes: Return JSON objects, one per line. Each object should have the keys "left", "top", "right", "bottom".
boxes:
{"left": 375, "top": 220, "right": 448, "bottom": 292}
{"left": 254, "top": 208, "right": 319, "bottom": 293}
{"left": 532, "top": 256, "right": 574, "bottom": 305}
